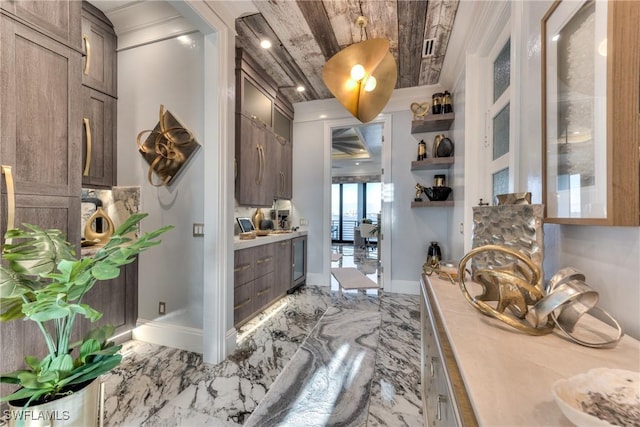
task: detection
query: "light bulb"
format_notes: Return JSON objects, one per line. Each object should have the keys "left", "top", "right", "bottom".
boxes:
{"left": 345, "top": 79, "right": 358, "bottom": 91}
{"left": 364, "top": 76, "right": 377, "bottom": 92}
{"left": 350, "top": 64, "right": 366, "bottom": 81}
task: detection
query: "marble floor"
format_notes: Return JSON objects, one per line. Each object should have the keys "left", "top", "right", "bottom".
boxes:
{"left": 103, "top": 247, "right": 422, "bottom": 426}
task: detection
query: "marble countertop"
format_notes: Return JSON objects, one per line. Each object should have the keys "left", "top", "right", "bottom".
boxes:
{"left": 234, "top": 230, "right": 307, "bottom": 250}
{"left": 422, "top": 275, "right": 640, "bottom": 426}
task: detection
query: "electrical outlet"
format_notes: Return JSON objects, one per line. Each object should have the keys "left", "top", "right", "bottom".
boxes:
{"left": 193, "top": 223, "right": 204, "bottom": 236}
{"left": 158, "top": 301, "right": 166, "bottom": 315}
{"left": 300, "top": 218, "right": 308, "bottom": 226}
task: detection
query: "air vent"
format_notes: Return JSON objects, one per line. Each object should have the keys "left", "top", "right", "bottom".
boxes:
{"left": 422, "top": 38, "right": 436, "bottom": 58}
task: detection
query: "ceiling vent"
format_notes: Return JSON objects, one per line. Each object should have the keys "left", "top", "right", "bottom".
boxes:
{"left": 422, "top": 38, "right": 436, "bottom": 58}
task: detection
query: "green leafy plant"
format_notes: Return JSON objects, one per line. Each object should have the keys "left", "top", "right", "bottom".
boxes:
{"left": 0, "top": 213, "right": 173, "bottom": 407}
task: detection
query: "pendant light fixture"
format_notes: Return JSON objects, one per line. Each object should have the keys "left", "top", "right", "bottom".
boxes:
{"left": 322, "top": 16, "right": 397, "bottom": 123}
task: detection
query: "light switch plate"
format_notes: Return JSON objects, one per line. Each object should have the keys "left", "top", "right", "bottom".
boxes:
{"left": 193, "top": 223, "right": 204, "bottom": 236}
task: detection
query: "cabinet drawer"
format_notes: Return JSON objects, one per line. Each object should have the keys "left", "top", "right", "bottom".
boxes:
{"left": 234, "top": 281, "right": 254, "bottom": 326}
{"left": 254, "top": 243, "right": 275, "bottom": 277}
{"left": 253, "top": 272, "right": 275, "bottom": 313}
{"left": 234, "top": 247, "right": 254, "bottom": 287}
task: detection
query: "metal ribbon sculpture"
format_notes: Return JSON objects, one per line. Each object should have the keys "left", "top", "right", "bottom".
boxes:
{"left": 457, "top": 244, "right": 554, "bottom": 336}
{"left": 137, "top": 105, "right": 199, "bottom": 186}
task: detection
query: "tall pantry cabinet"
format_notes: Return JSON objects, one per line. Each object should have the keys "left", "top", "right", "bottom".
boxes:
{"left": 0, "top": 0, "right": 83, "bottom": 399}
{"left": 0, "top": 1, "right": 83, "bottom": 248}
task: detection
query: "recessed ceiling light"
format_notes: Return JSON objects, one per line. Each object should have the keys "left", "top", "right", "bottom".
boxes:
{"left": 296, "top": 86, "right": 305, "bottom": 92}
{"left": 260, "top": 39, "right": 272, "bottom": 49}
{"left": 355, "top": 162, "right": 360, "bottom": 165}
{"left": 360, "top": 149, "right": 365, "bottom": 152}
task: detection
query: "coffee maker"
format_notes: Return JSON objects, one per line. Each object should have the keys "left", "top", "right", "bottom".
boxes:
{"left": 270, "top": 209, "right": 290, "bottom": 230}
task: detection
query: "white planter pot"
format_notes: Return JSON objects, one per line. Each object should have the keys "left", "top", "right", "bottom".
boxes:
{"left": 7, "top": 379, "right": 102, "bottom": 427}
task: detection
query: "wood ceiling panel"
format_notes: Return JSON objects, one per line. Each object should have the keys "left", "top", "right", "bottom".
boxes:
{"left": 295, "top": 0, "right": 340, "bottom": 59}
{"left": 397, "top": 0, "right": 428, "bottom": 88}
{"left": 419, "top": 0, "right": 459, "bottom": 86}
{"left": 253, "top": 0, "right": 332, "bottom": 99}
{"left": 236, "top": 14, "right": 316, "bottom": 103}
{"left": 323, "top": 0, "right": 364, "bottom": 48}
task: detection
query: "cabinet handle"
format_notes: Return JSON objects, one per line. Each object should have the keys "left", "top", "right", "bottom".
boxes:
{"left": 234, "top": 298, "right": 251, "bottom": 310}
{"left": 260, "top": 145, "right": 266, "bottom": 183}
{"left": 436, "top": 395, "right": 447, "bottom": 421}
{"left": 257, "top": 287, "right": 271, "bottom": 296}
{"left": 256, "top": 256, "right": 272, "bottom": 265}
{"left": 83, "top": 117, "right": 92, "bottom": 176}
{"left": 255, "top": 145, "right": 263, "bottom": 185}
{"left": 234, "top": 264, "right": 251, "bottom": 272}
{"left": 1, "top": 165, "right": 15, "bottom": 233}
{"left": 429, "top": 356, "right": 437, "bottom": 377}
{"left": 280, "top": 171, "right": 284, "bottom": 194}
{"left": 82, "top": 34, "right": 91, "bottom": 75}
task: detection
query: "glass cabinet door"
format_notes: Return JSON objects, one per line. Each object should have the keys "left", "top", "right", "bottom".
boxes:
{"left": 243, "top": 77, "right": 272, "bottom": 127}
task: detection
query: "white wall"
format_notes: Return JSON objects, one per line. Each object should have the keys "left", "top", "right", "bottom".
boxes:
{"left": 293, "top": 86, "right": 455, "bottom": 294}
{"left": 117, "top": 34, "right": 205, "bottom": 328}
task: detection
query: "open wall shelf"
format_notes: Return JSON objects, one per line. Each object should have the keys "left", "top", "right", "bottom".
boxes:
{"left": 411, "top": 200, "right": 454, "bottom": 208}
{"left": 411, "top": 157, "right": 454, "bottom": 170}
{"left": 411, "top": 113, "right": 454, "bottom": 133}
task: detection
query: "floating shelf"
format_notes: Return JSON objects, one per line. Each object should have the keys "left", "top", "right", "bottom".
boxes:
{"left": 411, "top": 200, "right": 455, "bottom": 208}
{"left": 411, "top": 112, "right": 455, "bottom": 133}
{"left": 411, "top": 157, "right": 455, "bottom": 170}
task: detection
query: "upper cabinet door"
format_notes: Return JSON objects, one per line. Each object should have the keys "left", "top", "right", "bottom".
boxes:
{"left": 541, "top": 0, "right": 640, "bottom": 225}
{"left": 1, "top": 0, "right": 81, "bottom": 51}
{"left": 82, "top": 86, "right": 116, "bottom": 188}
{"left": 81, "top": 3, "right": 117, "bottom": 97}
{"left": 0, "top": 14, "right": 82, "bottom": 198}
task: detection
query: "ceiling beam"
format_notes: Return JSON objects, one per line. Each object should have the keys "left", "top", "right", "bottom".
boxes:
{"left": 296, "top": 0, "right": 341, "bottom": 59}
{"left": 397, "top": 0, "right": 429, "bottom": 88}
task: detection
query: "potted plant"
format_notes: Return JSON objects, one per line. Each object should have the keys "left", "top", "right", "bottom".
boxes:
{"left": 0, "top": 213, "right": 172, "bottom": 425}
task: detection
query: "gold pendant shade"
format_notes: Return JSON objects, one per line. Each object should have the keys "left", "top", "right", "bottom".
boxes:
{"left": 322, "top": 38, "right": 397, "bottom": 123}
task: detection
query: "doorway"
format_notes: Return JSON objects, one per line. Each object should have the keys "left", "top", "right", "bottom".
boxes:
{"left": 325, "top": 116, "right": 392, "bottom": 290}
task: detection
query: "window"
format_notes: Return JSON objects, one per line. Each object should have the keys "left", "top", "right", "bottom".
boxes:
{"left": 331, "top": 181, "right": 381, "bottom": 242}
{"left": 486, "top": 35, "right": 513, "bottom": 204}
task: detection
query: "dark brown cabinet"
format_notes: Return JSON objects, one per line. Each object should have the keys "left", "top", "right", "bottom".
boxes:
{"left": 274, "top": 239, "right": 292, "bottom": 295}
{"left": 82, "top": 86, "right": 116, "bottom": 188}
{"left": 233, "top": 243, "right": 276, "bottom": 326}
{"left": 235, "top": 49, "right": 294, "bottom": 206}
{"left": 233, "top": 237, "right": 306, "bottom": 327}
{"left": 0, "top": 13, "right": 82, "bottom": 245}
{"left": 236, "top": 113, "right": 274, "bottom": 206}
{"left": 0, "top": 0, "right": 82, "bottom": 51}
{"left": 80, "top": 2, "right": 117, "bottom": 188}
{"left": 80, "top": 2, "right": 117, "bottom": 97}
{"left": 273, "top": 105, "right": 293, "bottom": 200}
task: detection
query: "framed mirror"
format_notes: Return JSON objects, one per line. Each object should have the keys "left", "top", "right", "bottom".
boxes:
{"left": 541, "top": 0, "right": 640, "bottom": 225}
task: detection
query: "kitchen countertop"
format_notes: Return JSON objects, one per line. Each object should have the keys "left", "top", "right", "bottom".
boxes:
{"left": 422, "top": 274, "right": 640, "bottom": 426}
{"left": 234, "top": 230, "right": 307, "bottom": 250}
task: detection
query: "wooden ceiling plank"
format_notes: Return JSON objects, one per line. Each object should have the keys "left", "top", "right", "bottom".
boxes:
{"left": 295, "top": 0, "right": 341, "bottom": 59}
{"left": 397, "top": 0, "right": 428, "bottom": 88}
{"left": 254, "top": 0, "right": 332, "bottom": 99}
{"left": 419, "top": 0, "right": 459, "bottom": 86}
{"left": 361, "top": 0, "right": 399, "bottom": 69}
{"left": 238, "top": 14, "right": 318, "bottom": 102}
{"left": 323, "top": 0, "right": 362, "bottom": 48}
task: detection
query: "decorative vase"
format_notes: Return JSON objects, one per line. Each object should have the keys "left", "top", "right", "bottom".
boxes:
{"left": 252, "top": 208, "right": 264, "bottom": 230}
{"left": 7, "top": 378, "right": 102, "bottom": 427}
{"left": 84, "top": 207, "right": 115, "bottom": 244}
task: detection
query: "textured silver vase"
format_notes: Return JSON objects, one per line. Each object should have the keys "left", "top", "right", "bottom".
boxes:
{"left": 471, "top": 204, "right": 544, "bottom": 288}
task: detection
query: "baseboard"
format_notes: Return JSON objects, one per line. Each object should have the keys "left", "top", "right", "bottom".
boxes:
{"left": 133, "top": 318, "right": 203, "bottom": 354}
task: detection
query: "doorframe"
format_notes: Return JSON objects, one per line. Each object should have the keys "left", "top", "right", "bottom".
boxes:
{"left": 322, "top": 114, "right": 392, "bottom": 288}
